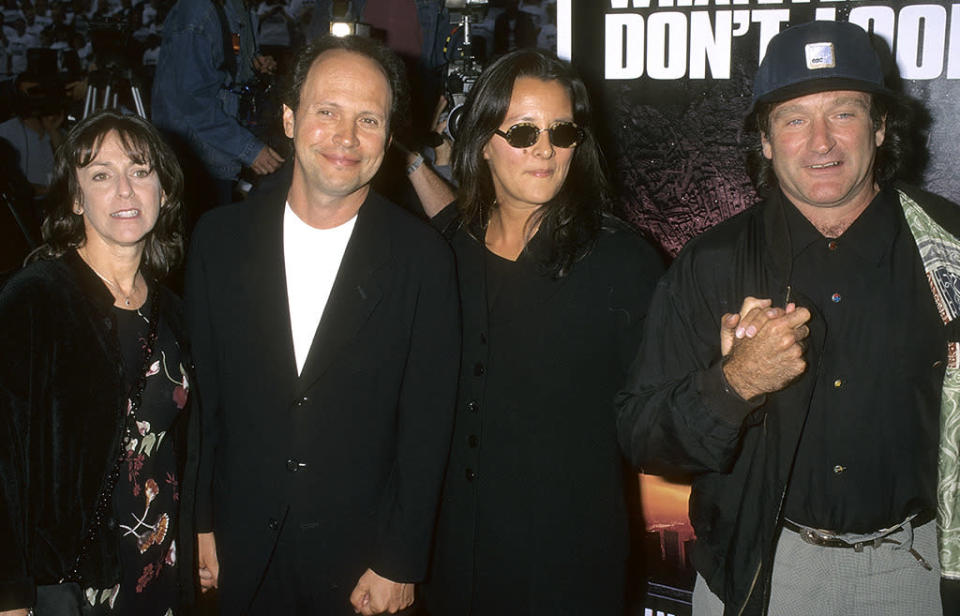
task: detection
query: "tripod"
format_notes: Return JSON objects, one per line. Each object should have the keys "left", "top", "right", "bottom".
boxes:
{"left": 82, "top": 66, "right": 146, "bottom": 119}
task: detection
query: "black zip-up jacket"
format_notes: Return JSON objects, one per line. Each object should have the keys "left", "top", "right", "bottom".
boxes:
{"left": 616, "top": 183, "right": 960, "bottom": 616}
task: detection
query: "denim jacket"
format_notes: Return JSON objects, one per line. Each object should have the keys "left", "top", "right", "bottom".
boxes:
{"left": 151, "top": 0, "right": 263, "bottom": 181}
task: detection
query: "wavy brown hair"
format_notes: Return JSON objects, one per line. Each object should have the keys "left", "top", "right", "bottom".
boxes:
{"left": 32, "top": 111, "right": 185, "bottom": 276}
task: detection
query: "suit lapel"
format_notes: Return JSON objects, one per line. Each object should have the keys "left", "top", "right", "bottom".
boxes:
{"left": 250, "top": 195, "right": 299, "bottom": 396}
{"left": 294, "top": 193, "right": 390, "bottom": 396}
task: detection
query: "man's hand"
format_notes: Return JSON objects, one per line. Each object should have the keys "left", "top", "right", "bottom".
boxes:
{"left": 349, "top": 568, "right": 414, "bottom": 615}
{"left": 197, "top": 531, "right": 219, "bottom": 593}
{"left": 721, "top": 297, "right": 811, "bottom": 400}
{"left": 0, "top": 608, "right": 30, "bottom": 615}
{"left": 720, "top": 296, "right": 773, "bottom": 357}
{"left": 252, "top": 54, "right": 277, "bottom": 75}
{"left": 250, "top": 145, "right": 284, "bottom": 175}
{"left": 429, "top": 97, "right": 452, "bottom": 167}
{"left": 65, "top": 79, "right": 87, "bottom": 102}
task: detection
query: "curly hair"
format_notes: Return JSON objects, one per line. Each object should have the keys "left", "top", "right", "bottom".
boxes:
{"left": 452, "top": 48, "right": 610, "bottom": 279}
{"left": 282, "top": 34, "right": 409, "bottom": 134}
{"left": 32, "top": 111, "right": 185, "bottom": 277}
{"left": 744, "top": 90, "right": 922, "bottom": 195}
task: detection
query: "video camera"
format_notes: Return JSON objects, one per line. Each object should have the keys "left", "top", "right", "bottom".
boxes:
{"left": 442, "top": 0, "right": 488, "bottom": 140}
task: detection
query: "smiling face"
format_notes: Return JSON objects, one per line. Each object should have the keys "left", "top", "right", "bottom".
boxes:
{"left": 761, "top": 90, "right": 885, "bottom": 220}
{"left": 483, "top": 77, "right": 576, "bottom": 215}
{"left": 76, "top": 130, "right": 162, "bottom": 253}
{"left": 283, "top": 49, "right": 391, "bottom": 213}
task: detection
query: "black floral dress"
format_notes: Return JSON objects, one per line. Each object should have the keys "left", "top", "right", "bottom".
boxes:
{"left": 84, "top": 291, "right": 188, "bottom": 616}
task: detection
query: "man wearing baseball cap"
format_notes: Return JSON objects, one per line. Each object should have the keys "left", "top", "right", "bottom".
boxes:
{"left": 617, "top": 20, "right": 960, "bottom": 615}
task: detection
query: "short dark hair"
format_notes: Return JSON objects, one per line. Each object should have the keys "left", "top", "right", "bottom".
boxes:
{"left": 452, "top": 48, "right": 609, "bottom": 278}
{"left": 33, "top": 111, "right": 185, "bottom": 277}
{"left": 744, "top": 90, "right": 920, "bottom": 195}
{"left": 283, "top": 35, "right": 409, "bottom": 133}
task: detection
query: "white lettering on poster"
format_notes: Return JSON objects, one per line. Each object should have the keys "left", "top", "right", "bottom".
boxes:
{"left": 604, "top": 2, "right": 960, "bottom": 80}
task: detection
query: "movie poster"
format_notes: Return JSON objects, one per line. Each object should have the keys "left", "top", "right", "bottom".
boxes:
{"left": 564, "top": 3, "right": 960, "bottom": 614}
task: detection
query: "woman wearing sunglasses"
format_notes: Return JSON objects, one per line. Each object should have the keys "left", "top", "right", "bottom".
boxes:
{"left": 422, "top": 49, "right": 663, "bottom": 616}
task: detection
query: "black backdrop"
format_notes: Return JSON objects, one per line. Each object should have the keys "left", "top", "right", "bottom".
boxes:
{"left": 572, "top": 1, "right": 960, "bottom": 257}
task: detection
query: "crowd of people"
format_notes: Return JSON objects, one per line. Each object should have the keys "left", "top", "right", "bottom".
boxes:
{"left": 0, "top": 10, "right": 957, "bottom": 616}
{"left": 0, "top": 0, "right": 559, "bottom": 270}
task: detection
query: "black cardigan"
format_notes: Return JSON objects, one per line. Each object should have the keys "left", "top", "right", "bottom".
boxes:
{"left": 424, "top": 209, "right": 664, "bottom": 616}
{"left": 0, "top": 251, "right": 198, "bottom": 612}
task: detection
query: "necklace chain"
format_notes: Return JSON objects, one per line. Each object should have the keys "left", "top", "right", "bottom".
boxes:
{"left": 79, "top": 251, "right": 139, "bottom": 306}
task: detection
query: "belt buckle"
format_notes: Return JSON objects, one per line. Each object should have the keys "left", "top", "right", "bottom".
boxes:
{"left": 800, "top": 528, "right": 827, "bottom": 546}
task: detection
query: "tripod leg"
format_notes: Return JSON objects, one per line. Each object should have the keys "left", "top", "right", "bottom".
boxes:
{"left": 83, "top": 85, "right": 97, "bottom": 119}
{"left": 130, "top": 85, "right": 146, "bottom": 119}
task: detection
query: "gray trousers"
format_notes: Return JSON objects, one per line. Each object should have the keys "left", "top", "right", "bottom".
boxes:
{"left": 692, "top": 519, "right": 942, "bottom": 615}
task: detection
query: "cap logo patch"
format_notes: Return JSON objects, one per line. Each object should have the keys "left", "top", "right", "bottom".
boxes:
{"left": 805, "top": 42, "right": 836, "bottom": 69}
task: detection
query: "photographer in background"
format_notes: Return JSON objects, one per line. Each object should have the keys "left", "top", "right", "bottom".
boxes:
{"left": 0, "top": 72, "right": 66, "bottom": 197}
{"left": 152, "top": 0, "right": 283, "bottom": 217}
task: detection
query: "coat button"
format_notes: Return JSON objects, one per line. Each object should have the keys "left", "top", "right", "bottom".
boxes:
{"left": 468, "top": 434, "right": 479, "bottom": 448}
{"left": 268, "top": 518, "right": 280, "bottom": 530}
{"left": 465, "top": 468, "right": 477, "bottom": 481}
{"left": 466, "top": 401, "right": 479, "bottom": 413}
{"left": 295, "top": 395, "right": 308, "bottom": 408}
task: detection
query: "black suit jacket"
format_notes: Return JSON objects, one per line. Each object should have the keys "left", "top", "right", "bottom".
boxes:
{"left": 183, "top": 189, "right": 459, "bottom": 614}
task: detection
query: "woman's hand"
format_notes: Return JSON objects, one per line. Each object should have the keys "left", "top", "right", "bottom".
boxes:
{"left": 197, "top": 531, "right": 219, "bottom": 592}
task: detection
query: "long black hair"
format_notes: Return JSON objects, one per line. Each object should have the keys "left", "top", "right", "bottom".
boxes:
{"left": 452, "top": 48, "right": 610, "bottom": 278}
{"left": 32, "top": 111, "right": 185, "bottom": 276}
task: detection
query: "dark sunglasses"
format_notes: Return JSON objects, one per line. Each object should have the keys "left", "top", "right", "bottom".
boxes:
{"left": 494, "top": 121, "right": 583, "bottom": 149}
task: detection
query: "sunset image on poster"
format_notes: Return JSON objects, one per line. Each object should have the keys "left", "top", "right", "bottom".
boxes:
{"left": 635, "top": 474, "right": 695, "bottom": 615}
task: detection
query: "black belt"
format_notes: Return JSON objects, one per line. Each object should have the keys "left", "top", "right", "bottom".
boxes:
{"left": 782, "top": 519, "right": 894, "bottom": 550}
{"left": 782, "top": 513, "right": 935, "bottom": 569}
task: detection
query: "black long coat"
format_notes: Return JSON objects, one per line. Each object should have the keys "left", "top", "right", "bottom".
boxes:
{"left": 0, "top": 252, "right": 197, "bottom": 612}
{"left": 183, "top": 189, "right": 460, "bottom": 614}
{"left": 423, "top": 212, "right": 663, "bottom": 616}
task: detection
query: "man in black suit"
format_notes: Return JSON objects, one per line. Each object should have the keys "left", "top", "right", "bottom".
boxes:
{"left": 183, "top": 35, "right": 459, "bottom": 615}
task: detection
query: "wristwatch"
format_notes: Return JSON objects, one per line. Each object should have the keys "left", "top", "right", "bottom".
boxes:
{"left": 406, "top": 152, "right": 424, "bottom": 176}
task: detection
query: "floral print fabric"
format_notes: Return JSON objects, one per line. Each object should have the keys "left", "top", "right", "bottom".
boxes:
{"left": 85, "top": 296, "right": 187, "bottom": 615}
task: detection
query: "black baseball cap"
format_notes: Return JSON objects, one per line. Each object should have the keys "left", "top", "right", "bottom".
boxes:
{"left": 749, "top": 20, "right": 890, "bottom": 115}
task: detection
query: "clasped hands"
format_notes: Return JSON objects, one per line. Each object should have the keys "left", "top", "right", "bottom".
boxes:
{"left": 196, "top": 532, "right": 413, "bottom": 614}
{"left": 720, "top": 296, "right": 811, "bottom": 400}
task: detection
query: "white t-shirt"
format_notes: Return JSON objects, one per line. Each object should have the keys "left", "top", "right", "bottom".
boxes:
{"left": 283, "top": 201, "right": 358, "bottom": 375}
